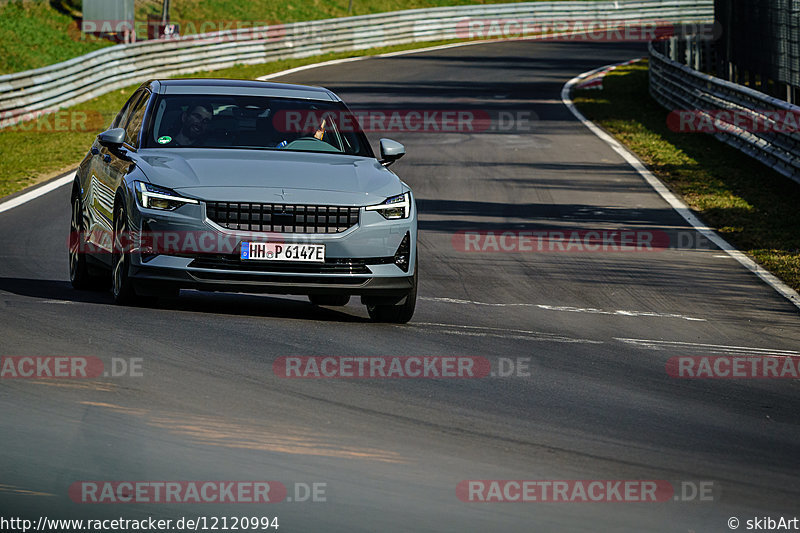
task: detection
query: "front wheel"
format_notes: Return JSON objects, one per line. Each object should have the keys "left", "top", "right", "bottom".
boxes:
{"left": 366, "top": 259, "right": 417, "bottom": 324}
{"left": 111, "top": 202, "right": 141, "bottom": 305}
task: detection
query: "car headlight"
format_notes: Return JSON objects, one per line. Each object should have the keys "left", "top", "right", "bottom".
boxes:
{"left": 365, "top": 192, "right": 411, "bottom": 220}
{"left": 135, "top": 181, "right": 198, "bottom": 211}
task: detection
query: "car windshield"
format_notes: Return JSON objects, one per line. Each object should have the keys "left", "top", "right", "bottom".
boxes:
{"left": 143, "top": 94, "right": 373, "bottom": 157}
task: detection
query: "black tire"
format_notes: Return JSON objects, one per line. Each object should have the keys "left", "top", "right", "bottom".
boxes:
{"left": 111, "top": 201, "right": 144, "bottom": 306}
{"left": 69, "top": 192, "right": 109, "bottom": 290}
{"left": 308, "top": 294, "right": 351, "bottom": 306}
{"left": 366, "top": 258, "right": 417, "bottom": 324}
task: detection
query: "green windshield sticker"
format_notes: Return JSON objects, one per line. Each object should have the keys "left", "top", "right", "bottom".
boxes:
{"left": 157, "top": 136, "right": 172, "bottom": 144}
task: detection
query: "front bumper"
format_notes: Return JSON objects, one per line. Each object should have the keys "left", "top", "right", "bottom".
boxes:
{"left": 130, "top": 261, "right": 414, "bottom": 296}
{"left": 127, "top": 194, "right": 417, "bottom": 296}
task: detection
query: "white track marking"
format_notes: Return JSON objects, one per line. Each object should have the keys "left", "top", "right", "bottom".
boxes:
{"left": 410, "top": 321, "right": 603, "bottom": 344}
{"left": 257, "top": 41, "right": 503, "bottom": 81}
{"left": 421, "top": 297, "right": 535, "bottom": 307}
{"left": 0, "top": 173, "right": 75, "bottom": 215}
{"left": 257, "top": 41, "right": 505, "bottom": 82}
{"left": 256, "top": 56, "right": 368, "bottom": 81}
{"left": 562, "top": 61, "right": 800, "bottom": 311}
{"left": 257, "top": 30, "right": 608, "bottom": 82}
{"left": 536, "top": 304, "right": 705, "bottom": 321}
{"left": 421, "top": 296, "right": 706, "bottom": 321}
{"left": 616, "top": 337, "right": 800, "bottom": 357}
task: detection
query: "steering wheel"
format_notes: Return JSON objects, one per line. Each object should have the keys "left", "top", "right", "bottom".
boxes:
{"left": 280, "top": 136, "right": 340, "bottom": 153}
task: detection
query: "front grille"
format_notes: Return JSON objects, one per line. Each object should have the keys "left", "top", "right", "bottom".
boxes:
{"left": 205, "top": 202, "right": 359, "bottom": 233}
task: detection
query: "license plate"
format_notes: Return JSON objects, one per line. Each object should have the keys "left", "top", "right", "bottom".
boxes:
{"left": 241, "top": 242, "right": 325, "bottom": 262}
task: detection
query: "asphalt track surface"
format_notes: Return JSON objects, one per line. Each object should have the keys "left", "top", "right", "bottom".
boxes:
{"left": 2, "top": 41, "right": 800, "bottom": 532}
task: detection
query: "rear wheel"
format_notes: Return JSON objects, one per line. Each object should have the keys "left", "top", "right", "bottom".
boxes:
{"left": 366, "top": 258, "right": 417, "bottom": 324}
{"left": 69, "top": 192, "right": 109, "bottom": 290}
{"left": 308, "top": 294, "right": 350, "bottom": 306}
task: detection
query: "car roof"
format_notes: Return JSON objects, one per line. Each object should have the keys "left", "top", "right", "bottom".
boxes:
{"left": 145, "top": 78, "right": 340, "bottom": 102}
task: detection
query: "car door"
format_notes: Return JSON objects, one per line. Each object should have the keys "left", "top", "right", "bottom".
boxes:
{"left": 87, "top": 89, "right": 150, "bottom": 251}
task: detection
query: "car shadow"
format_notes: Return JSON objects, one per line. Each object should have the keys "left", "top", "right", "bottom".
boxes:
{"left": 0, "top": 277, "right": 371, "bottom": 323}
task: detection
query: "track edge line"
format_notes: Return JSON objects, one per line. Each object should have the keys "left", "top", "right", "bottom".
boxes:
{"left": 561, "top": 58, "right": 800, "bottom": 312}
{"left": 0, "top": 171, "right": 76, "bottom": 215}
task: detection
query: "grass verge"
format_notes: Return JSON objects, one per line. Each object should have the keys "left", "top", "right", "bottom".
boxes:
{"left": 573, "top": 59, "right": 800, "bottom": 292}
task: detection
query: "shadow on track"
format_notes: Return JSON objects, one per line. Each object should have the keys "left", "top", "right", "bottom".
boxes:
{"left": 416, "top": 198, "right": 691, "bottom": 230}
{"left": 0, "top": 277, "right": 370, "bottom": 322}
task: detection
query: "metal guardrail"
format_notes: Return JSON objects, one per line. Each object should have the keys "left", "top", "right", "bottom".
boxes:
{"left": 0, "top": 0, "right": 712, "bottom": 129}
{"left": 649, "top": 39, "right": 800, "bottom": 185}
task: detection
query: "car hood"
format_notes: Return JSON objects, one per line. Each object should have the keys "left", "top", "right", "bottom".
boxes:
{"left": 135, "top": 148, "right": 402, "bottom": 205}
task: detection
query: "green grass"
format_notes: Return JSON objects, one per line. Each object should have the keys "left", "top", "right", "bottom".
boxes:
{"left": 135, "top": 0, "right": 532, "bottom": 27}
{"left": 0, "top": 0, "right": 586, "bottom": 74}
{"left": 573, "top": 60, "right": 800, "bottom": 292}
{"left": 0, "top": 38, "right": 464, "bottom": 198}
{"left": 0, "top": 1, "right": 108, "bottom": 74}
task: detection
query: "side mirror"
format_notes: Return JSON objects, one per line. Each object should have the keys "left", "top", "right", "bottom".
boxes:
{"left": 379, "top": 138, "right": 405, "bottom": 167}
{"left": 97, "top": 128, "right": 126, "bottom": 149}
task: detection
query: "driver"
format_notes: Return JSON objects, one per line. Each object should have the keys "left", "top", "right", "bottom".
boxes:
{"left": 170, "top": 101, "right": 213, "bottom": 146}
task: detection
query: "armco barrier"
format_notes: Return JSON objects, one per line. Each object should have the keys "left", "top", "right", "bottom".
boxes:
{"left": 0, "top": 0, "right": 712, "bottom": 129}
{"left": 649, "top": 39, "right": 800, "bottom": 185}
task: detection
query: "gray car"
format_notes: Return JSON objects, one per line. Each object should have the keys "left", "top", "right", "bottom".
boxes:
{"left": 69, "top": 79, "right": 417, "bottom": 323}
